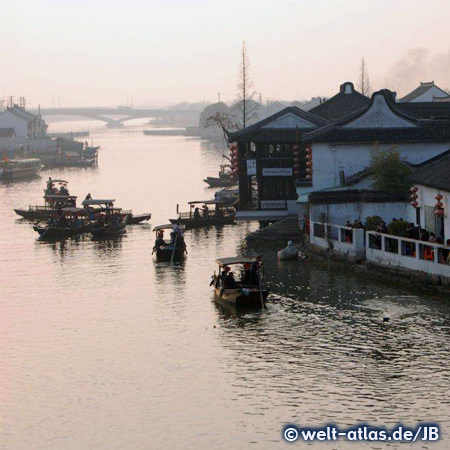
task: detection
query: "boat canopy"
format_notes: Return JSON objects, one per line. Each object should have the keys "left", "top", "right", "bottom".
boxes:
{"left": 216, "top": 257, "right": 254, "bottom": 267}
{"left": 44, "top": 194, "right": 77, "bottom": 199}
{"left": 188, "top": 200, "right": 225, "bottom": 205}
{"left": 154, "top": 224, "right": 178, "bottom": 231}
{"left": 82, "top": 199, "right": 116, "bottom": 206}
{"left": 49, "top": 179, "right": 68, "bottom": 183}
{"left": 61, "top": 207, "right": 83, "bottom": 213}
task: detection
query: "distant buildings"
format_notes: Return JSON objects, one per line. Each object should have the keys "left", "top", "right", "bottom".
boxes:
{"left": 0, "top": 105, "right": 48, "bottom": 139}
{"left": 399, "top": 81, "right": 450, "bottom": 103}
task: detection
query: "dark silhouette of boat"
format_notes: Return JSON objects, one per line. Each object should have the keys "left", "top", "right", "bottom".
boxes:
{"left": 152, "top": 224, "right": 187, "bottom": 262}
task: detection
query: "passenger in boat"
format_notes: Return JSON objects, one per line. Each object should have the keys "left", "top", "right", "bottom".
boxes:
{"left": 155, "top": 231, "right": 165, "bottom": 249}
{"left": 241, "top": 263, "right": 251, "bottom": 285}
{"left": 60, "top": 185, "right": 68, "bottom": 195}
{"left": 214, "top": 204, "right": 223, "bottom": 218}
{"left": 194, "top": 208, "right": 201, "bottom": 220}
{"left": 46, "top": 177, "right": 54, "bottom": 195}
{"left": 85, "top": 193, "right": 92, "bottom": 200}
{"left": 203, "top": 204, "right": 209, "bottom": 219}
{"left": 219, "top": 266, "right": 231, "bottom": 287}
{"left": 224, "top": 272, "right": 238, "bottom": 289}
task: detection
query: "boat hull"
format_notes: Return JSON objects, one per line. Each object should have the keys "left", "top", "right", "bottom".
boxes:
{"left": 1, "top": 166, "right": 42, "bottom": 181}
{"left": 155, "top": 246, "right": 186, "bottom": 262}
{"left": 203, "top": 177, "right": 234, "bottom": 188}
{"left": 34, "top": 224, "right": 93, "bottom": 239}
{"left": 214, "top": 287, "right": 269, "bottom": 308}
{"left": 91, "top": 225, "right": 127, "bottom": 239}
{"left": 128, "top": 213, "right": 151, "bottom": 224}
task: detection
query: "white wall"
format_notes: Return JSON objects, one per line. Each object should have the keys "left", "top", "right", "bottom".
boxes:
{"left": 410, "top": 86, "right": 450, "bottom": 102}
{"left": 311, "top": 201, "right": 409, "bottom": 226}
{"left": 0, "top": 111, "right": 29, "bottom": 138}
{"left": 297, "top": 142, "right": 450, "bottom": 197}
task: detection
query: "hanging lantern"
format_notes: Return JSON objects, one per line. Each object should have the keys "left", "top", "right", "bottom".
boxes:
{"left": 410, "top": 194, "right": 418, "bottom": 201}
{"left": 436, "top": 208, "right": 445, "bottom": 216}
{"left": 411, "top": 201, "right": 419, "bottom": 208}
{"left": 306, "top": 174, "right": 312, "bottom": 180}
{"left": 435, "top": 193, "right": 443, "bottom": 201}
{"left": 306, "top": 147, "right": 312, "bottom": 154}
{"left": 435, "top": 201, "right": 444, "bottom": 209}
{"left": 306, "top": 161, "right": 313, "bottom": 168}
{"left": 410, "top": 186, "right": 418, "bottom": 193}
{"left": 306, "top": 154, "right": 312, "bottom": 161}
{"left": 306, "top": 168, "right": 312, "bottom": 175}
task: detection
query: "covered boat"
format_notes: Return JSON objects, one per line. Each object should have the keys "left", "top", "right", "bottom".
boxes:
{"left": 169, "top": 200, "right": 235, "bottom": 228}
{"left": 33, "top": 207, "right": 92, "bottom": 240}
{"left": 81, "top": 198, "right": 151, "bottom": 224}
{"left": 203, "top": 165, "right": 234, "bottom": 188}
{"left": 0, "top": 158, "right": 43, "bottom": 181}
{"left": 91, "top": 215, "right": 128, "bottom": 239}
{"left": 152, "top": 224, "right": 187, "bottom": 262}
{"left": 14, "top": 179, "right": 77, "bottom": 220}
{"left": 212, "top": 257, "right": 269, "bottom": 309}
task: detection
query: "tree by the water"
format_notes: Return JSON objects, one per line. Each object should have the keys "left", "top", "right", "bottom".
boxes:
{"left": 234, "top": 40, "right": 258, "bottom": 129}
{"left": 358, "top": 58, "right": 371, "bottom": 96}
{"left": 370, "top": 144, "right": 411, "bottom": 195}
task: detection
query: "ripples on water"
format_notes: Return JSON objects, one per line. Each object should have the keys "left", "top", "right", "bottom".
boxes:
{"left": 1, "top": 121, "right": 450, "bottom": 449}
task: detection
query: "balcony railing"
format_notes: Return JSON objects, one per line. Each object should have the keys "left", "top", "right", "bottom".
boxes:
{"left": 367, "top": 231, "right": 450, "bottom": 277}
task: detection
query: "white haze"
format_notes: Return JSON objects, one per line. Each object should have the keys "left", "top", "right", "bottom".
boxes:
{"left": 1, "top": 0, "right": 450, "bottom": 107}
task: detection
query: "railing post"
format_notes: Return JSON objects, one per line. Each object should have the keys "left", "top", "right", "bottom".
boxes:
{"left": 381, "top": 234, "right": 385, "bottom": 252}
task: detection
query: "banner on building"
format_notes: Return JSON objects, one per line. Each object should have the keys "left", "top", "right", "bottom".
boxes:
{"left": 246, "top": 159, "right": 257, "bottom": 176}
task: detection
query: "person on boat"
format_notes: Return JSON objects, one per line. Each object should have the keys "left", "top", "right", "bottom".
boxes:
{"left": 203, "top": 204, "right": 209, "bottom": 219}
{"left": 241, "top": 263, "right": 251, "bottom": 285}
{"left": 219, "top": 266, "right": 231, "bottom": 287}
{"left": 249, "top": 256, "right": 263, "bottom": 287}
{"left": 155, "top": 231, "right": 165, "bottom": 249}
{"left": 60, "top": 185, "right": 68, "bottom": 195}
{"left": 194, "top": 207, "right": 201, "bottom": 220}
{"left": 214, "top": 204, "right": 223, "bottom": 218}
{"left": 85, "top": 193, "right": 92, "bottom": 200}
{"left": 224, "top": 272, "right": 238, "bottom": 289}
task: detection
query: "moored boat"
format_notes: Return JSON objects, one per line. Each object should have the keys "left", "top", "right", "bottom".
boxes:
{"left": 81, "top": 199, "right": 151, "bottom": 224}
{"left": 0, "top": 158, "right": 43, "bottom": 181}
{"left": 203, "top": 165, "right": 234, "bottom": 188}
{"left": 212, "top": 257, "right": 269, "bottom": 309}
{"left": 152, "top": 224, "right": 187, "bottom": 262}
{"left": 169, "top": 200, "right": 235, "bottom": 228}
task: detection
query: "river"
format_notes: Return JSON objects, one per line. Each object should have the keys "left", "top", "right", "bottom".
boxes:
{"left": 1, "top": 119, "right": 450, "bottom": 449}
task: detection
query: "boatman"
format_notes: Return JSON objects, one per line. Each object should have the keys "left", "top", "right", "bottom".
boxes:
{"left": 249, "top": 256, "right": 263, "bottom": 287}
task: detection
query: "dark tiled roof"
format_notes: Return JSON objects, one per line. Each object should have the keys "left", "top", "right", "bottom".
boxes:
{"left": 0, "top": 128, "right": 16, "bottom": 137}
{"left": 408, "top": 152, "right": 450, "bottom": 192}
{"left": 309, "top": 82, "right": 370, "bottom": 121}
{"left": 305, "top": 90, "right": 450, "bottom": 144}
{"left": 309, "top": 189, "right": 407, "bottom": 205}
{"left": 397, "top": 102, "right": 450, "bottom": 119}
{"left": 399, "top": 82, "right": 449, "bottom": 102}
{"left": 226, "top": 106, "right": 328, "bottom": 142}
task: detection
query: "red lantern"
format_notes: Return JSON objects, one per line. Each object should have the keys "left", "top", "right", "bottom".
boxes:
{"left": 306, "top": 154, "right": 312, "bottom": 161}
{"left": 410, "top": 194, "right": 418, "bottom": 201}
{"left": 306, "top": 174, "right": 312, "bottom": 180}
{"left": 306, "top": 147, "right": 312, "bottom": 154}
{"left": 306, "top": 168, "right": 312, "bottom": 175}
{"left": 306, "top": 161, "right": 313, "bottom": 168}
{"left": 410, "top": 186, "right": 418, "bottom": 193}
{"left": 436, "top": 208, "right": 445, "bottom": 216}
{"left": 411, "top": 201, "right": 419, "bottom": 208}
{"left": 435, "top": 193, "right": 443, "bottom": 201}
{"left": 436, "top": 201, "right": 444, "bottom": 209}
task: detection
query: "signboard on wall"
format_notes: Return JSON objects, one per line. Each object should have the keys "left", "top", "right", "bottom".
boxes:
{"left": 262, "top": 168, "right": 293, "bottom": 177}
{"left": 246, "top": 159, "right": 257, "bottom": 176}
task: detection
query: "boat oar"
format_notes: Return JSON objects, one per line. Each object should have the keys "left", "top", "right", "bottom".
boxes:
{"left": 257, "top": 271, "right": 266, "bottom": 309}
{"left": 170, "top": 232, "right": 178, "bottom": 264}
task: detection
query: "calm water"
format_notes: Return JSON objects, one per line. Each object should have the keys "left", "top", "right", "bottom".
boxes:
{"left": 1, "top": 120, "right": 450, "bottom": 450}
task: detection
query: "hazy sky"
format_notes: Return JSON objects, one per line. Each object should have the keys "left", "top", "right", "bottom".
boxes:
{"left": 2, "top": 0, "right": 450, "bottom": 107}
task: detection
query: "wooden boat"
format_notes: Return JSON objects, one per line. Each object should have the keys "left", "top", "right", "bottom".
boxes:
{"left": 212, "top": 257, "right": 269, "bottom": 309}
{"left": 34, "top": 208, "right": 92, "bottom": 240}
{"left": 0, "top": 158, "right": 43, "bottom": 181}
{"left": 203, "top": 165, "right": 234, "bottom": 188}
{"left": 152, "top": 224, "right": 187, "bottom": 262}
{"left": 169, "top": 200, "right": 235, "bottom": 228}
{"left": 14, "top": 179, "right": 77, "bottom": 220}
{"left": 91, "top": 216, "right": 128, "bottom": 239}
{"left": 81, "top": 199, "right": 150, "bottom": 225}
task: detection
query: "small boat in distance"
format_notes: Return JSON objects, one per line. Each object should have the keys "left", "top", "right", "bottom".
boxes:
{"left": 81, "top": 199, "right": 151, "bottom": 224}
{"left": 169, "top": 200, "right": 235, "bottom": 228}
{"left": 212, "top": 257, "right": 269, "bottom": 309}
{"left": 152, "top": 224, "right": 187, "bottom": 262}
{"left": 203, "top": 165, "right": 235, "bottom": 188}
{"left": 0, "top": 158, "right": 43, "bottom": 181}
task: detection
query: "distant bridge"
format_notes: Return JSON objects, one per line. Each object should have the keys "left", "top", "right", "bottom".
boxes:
{"left": 34, "top": 107, "right": 199, "bottom": 127}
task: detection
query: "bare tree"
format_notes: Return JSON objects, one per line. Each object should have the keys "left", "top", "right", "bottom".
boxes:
{"left": 234, "top": 40, "right": 258, "bottom": 129}
{"left": 358, "top": 58, "right": 371, "bottom": 96}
